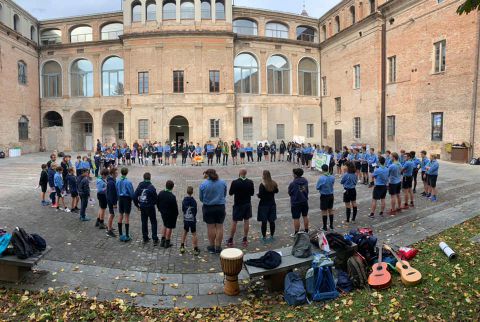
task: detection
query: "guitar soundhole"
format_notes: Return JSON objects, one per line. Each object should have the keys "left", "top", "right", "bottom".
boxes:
{"left": 402, "top": 265, "right": 408, "bottom": 269}
{"left": 407, "top": 272, "right": 416, "bottom": 276}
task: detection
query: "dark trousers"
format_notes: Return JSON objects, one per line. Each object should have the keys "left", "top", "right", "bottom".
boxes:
{"left": 223, "top": 154, "right": 228, "bottom": 165}
{"left": 79, "top": 194, "right": 88, "bottom": 219}
{"left": 247, "top": 152, "right": 254, "bottom": 162}
{"left": 141, "top": 207, "right": 158, "bottom": 241}
{"left": 49, "top": 189, "right": 56, "bottom": 204}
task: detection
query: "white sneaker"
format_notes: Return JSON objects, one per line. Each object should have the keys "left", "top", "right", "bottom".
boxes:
{"left": 64, "top": 208, "right": 71, "bottom": 213}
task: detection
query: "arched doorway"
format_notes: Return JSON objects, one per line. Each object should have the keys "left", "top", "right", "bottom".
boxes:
{"left": 102, "top": 110, "right": 124, "bottom": 145}
{"left": 43, "top": 111, "right": 64, "bottom": 151}
{"left": 71, "top": 111, "right": 94, "bottom": 151}
{"left": 169, "top": 116, "right": 189, "bottom": 146}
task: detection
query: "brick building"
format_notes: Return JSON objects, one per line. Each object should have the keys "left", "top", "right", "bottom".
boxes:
{"left": 0, "top": 0, "right": 479, "bottom": 158}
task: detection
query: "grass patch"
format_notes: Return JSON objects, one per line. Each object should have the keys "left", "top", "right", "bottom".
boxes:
{"left": 1, "top": 217, "right": 479, "bottom": 321}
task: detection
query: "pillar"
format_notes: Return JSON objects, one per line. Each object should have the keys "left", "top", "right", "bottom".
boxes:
{"left": 176, "top": 0, "right": 181, "bottom": 23}
{"left": 211, "top": 0, "right": 216, "bottom": 23}
{"left": 227, "top": 105, "right": 235, "bottom": 140}
{"left": 124, "top": 108, "right": 132, "bottom": 144}
{"left": 225, "top": 0, "right": 232, "bottom": 23}
{"left": 63, "top": 109, "right": 72, "bottom": 151}
{"left": 93, "top": 108, "right": 102, "bottom": 143}
{"left": 293, "top": 106, "right": 299, "bottom": 137}
{"left": 93, "top": 54, "right": 101, "bottom": 97}
{"left": 124, "top": 0, "right": 132, "bottom": 26}
{"left": 261, "top": 105, "right": 268, "bottom": 140}
{"left": 195, "top": 106, "right": 203, "bottom": 143}
{"left": 61, "top": 57, "right": 69, "bottom": 99}
{"left": 194, "top": 0, "right": 201, "bottom": 21}
{"left": 157, "top": 0, "right": 163, "bottom": 23}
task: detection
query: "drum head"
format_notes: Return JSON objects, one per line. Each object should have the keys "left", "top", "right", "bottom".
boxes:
{"left": 220, "top": 248, "right": 243, "bottom": 260}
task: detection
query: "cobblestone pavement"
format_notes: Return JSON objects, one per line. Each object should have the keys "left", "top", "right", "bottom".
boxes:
{"left": 1, "top": 153, "right": 479, "bottom": 308}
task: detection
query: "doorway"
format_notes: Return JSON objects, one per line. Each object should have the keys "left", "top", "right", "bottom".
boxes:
{"left": 169, "top": 116, "right": 189, "bottom": 145}
{"left": 335, "top": 129, "right": 342, "bottom": 151}
{"left": 71, "top": 111, "right": 94, "bottom": 151}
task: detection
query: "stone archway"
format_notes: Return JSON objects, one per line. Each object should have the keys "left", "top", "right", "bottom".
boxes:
{"left": 43, "top": 111, "right": 64, "bottom": 151}
{"left": 169, "top": 116, "right": 189, "bottom": 146}
{"left": 71, "top": 111, "right": 94, "bottom": 151}
{"left": 102, "top": 110, "right": 125, "bottom": 145}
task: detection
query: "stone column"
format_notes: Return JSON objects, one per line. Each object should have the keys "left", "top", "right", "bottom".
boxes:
{"left": 176, "top": 0, "right": 181, "bottom": 23}
{"left": 124, "top": 107, "right": 132, "bottom": 144}
{"left": 260, "top": 50, "right": 267, "bottom": 95}
{"left": 124, "top": 0, "right": 131, "bottom": 26}
{"left": 291, "top": 53, "right": 298, "bottom": 96}
{"left": 63, "top": 108, "right": 72, "bottom": 151}
{"left": 61, "top": 57, "right": 69, "bottom": 98}
{"left": 124, "top": 48, "right": 132, "bottom": 95}
{"left": 195, "top": 106, "right": 203, "bottom": 143}
{"left": 227, "top": 105, "right": 235, "bottom": 140}
{"left": 194, "top": 0, "right": 201, "bottom": 22}
{"left": 157, "top": 0, "right": 163, "bottom": 23}
{"left": 93, "top": 53, "right": 101, "bottom": 97}
{"left": 141, "top": 0, "right": 146, "bottom": 24}
{"left": 225, "top": 0, "right": 233, "bottom": 23}
{"left": 261, "top": 105, "right": 268, "bottom": 140}
{"left": 93, "top": 107, "right": 102, "bottom": 143}
{"left": 211, "top": 0, "right": 216, "bottom": 23}
{"left": 293, "top": 106, "right": 299, "bottom": 137}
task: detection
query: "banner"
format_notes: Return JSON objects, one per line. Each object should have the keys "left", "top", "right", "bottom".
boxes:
{"left": 313, "top": 152, "right": 331, "bottom": 171}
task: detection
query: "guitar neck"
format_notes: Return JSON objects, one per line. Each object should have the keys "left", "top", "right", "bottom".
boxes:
{"left": 378, "top": 244, "right": 383, "bottom": 263}
{"left": 385, "top": 245, "right": 402, "bottom": 263}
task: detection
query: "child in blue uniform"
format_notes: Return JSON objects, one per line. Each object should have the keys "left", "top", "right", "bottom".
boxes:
{"left": 369, "top": 156, "right": 389, "bottom": 218}
{"left": 426, "top": 154, "right": 439, "bottom": 202}
{"left": 388, "top": 152, "right": 402, "bottom": 215}
{"left": 401, "top": 152, "right": 415, "bottom": 208}
{"left": 316, "top": 164, "right": 335, "bottom": 231}
{"left": 341, "top": 162, "right": 358, "bottom": 223}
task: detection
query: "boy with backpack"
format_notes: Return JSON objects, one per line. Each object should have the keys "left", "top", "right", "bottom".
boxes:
{"left": 38, "top": 164, "right": 49, "bottom": 206}
{"left": 316, "top": 164, "right": 335, "bottom": 231}
{"left": 116, "top": 167, "right": 135, "bottom": 242}
{"left": 134, "top": 172, "right": 158, "bottom": 245}
{"left": 77, "top": 169, "right": 91, "bottom": 221}
{"left": 54, "top": 166, "right": 70, "bottom": 212}
{"left": 106, "top": 167, "right": 118, "bottom": 238}
{"left": 156, "top": 180, "right": 179, "bottom": 249}
{"left": 95, "top": 169, "right": 109, "bottom": 230}
{"left": 180, "top": 186, "right": 200, "bottom": 255}
{"left": 288, "top": 168, "right": 309, "bottom": 237}
{"left": 66, "top": 168, "right": 79, "bottom": 213}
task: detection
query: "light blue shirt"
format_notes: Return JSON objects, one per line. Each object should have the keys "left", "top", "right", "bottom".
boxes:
{"left": 341, "top": 173, "right": 357, "bottom": 189}
{"left": 373, "top": 166, "right": 389, "bottom": 186}
{"left": 402, "top": 160, "right": 415, "bottom": 177}
{"left": 316, "top": 175, "right": 335, "bottom": 195}
{"left": 426, "top": 160, "right": 439, "bottom": 175}
{"left": 388, "top": 163, "right": 402, "bottom": 184}
{"left": 199, "top": 179, "right": 227, "bottom": 205}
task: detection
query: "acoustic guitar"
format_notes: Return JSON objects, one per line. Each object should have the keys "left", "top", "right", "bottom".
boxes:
{"left": 384, "top": 245, "right": 422, "bottom": 286}
{"left": 368, "top": 245, "right": 392, "bottom": 289}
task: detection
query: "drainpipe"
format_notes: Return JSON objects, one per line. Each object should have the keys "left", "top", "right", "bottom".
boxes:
{"left": 319, "top": 44, "right": 323, "bottom": 147}
{"left": 37, "top": 45, "right": 42, "bottom": 152}
{"left": 470, "top": 13, "right": 480, "bottom": 159}
{"left": 380, "top": 21, "right": 387, "bottom": 153}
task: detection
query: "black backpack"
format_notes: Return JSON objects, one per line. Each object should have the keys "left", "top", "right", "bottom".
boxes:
{"left": 347, "top": 253, "right": 368, "bottom": 289}
{"left": 326, "top": 232, "right": 352, "bottom": 252}
{"left": 31, "top": 234, "right": 47, "bottom": 252}
{"left": 349, "top": 230, "right": 377, "bottom": 265}
{"left": 11, "top": 228, "right": 34, "bottom": 259}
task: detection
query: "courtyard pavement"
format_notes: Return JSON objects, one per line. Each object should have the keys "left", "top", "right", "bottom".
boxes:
{"left": 0, "top": 153, "right": 479, "bottom": 308}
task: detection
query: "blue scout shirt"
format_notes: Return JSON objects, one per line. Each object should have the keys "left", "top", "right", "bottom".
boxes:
{"left": 341, "top": 173, "right": 357, "bottom": 189}
{"left": 373, "top": 166, "right": 389, "bottom": 186}
{"left": 316, "top": 174, "right": 335, "bottom": 195}
{"left": 388, "top": 162, "right": 402, "bottom": 184}
{"left": 402, "top": 160, "right": 415, "bottom": 177}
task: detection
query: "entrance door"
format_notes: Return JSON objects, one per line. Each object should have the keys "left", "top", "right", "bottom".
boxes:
{"left": 334, "top": 129, "right": 342, "bottom": 151}
{"left": 85, "top": 123, "right": 93, "bottom": 151}
{"left": 176, "top": 132, "right": 185, "bottom": 146}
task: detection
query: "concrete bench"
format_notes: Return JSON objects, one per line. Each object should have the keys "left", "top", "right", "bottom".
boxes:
{"left": 243, "top": 244, "right": 356, "bottom": 291}
{"left": 0, "top": 247, "right": 51, "bottom": 282}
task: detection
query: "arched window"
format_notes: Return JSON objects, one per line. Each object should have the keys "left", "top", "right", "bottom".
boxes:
{"left": 233, "top": 19, "right": 258, "bottom": 36}
{"left": 215, "top": 0, "right": 225, "bottom": 20}
{"left": 146, "top": 1, "right": 157, "bottom": 21}
{"left": 18, "top": 116, "right": 29, "bottom": 141}
{"left": 132, "top": 1, "right": 142, "bottom": 22}
{"left": 234, "top": 53, "right": 259, "bottom": 94}
{"left": 30, "top": 26, "right": 36, "bottom": 41}
{"left": 298, "top": 58, "right": 318, "bottom": 96}
{"left": 101, "top": 23, "right": 123, "bottom": 40}
{"left": 40, "top": 29, "right": 62, "bottom": 45}
{"left": 70, "top": 26, "right": 93, "bottom": 43}
{"left": 321, "top": 25, "right": 327, "bottom": 41}
{"left": 334, "top": 16, "right": 340, "bottom": 33}
{"left": 201, "top": 0, "right": 211, "bottom": 19}
{"left": 350, "top": 6, "right": 356, "bottom": 24}
{"left": 42, "top": 61, "right": 62, "bottom": 98}
{"left": 370, "top": 0, "right": 376, "bottom": 14}
{"left": 296, "top": 26, "right": 316, "bottom": 42}
{"left": 102, "top": 57, "right": 124, "bottom": 96}
{"left": 43, "top": 111, "right": 63, "bottom": 127}
{"left": 18, "top": 61, "right": 27, "bottom": 84}
{"left": 180, "top": 0, "right": 194, "bottom": 19}
{"left": 13, "top": 14, "right": 19, "bottom": 32}
{"left": 267, "top": 55, "right": 290, "bottom": 95}
{"left": 266, "top": 22, "right": 289, "bottom": 39}
{"left": 163, "top": 0, "right": 176, "bottom": 20}
{"left": 71, "top": 59, "right": 94, "bottom": 97}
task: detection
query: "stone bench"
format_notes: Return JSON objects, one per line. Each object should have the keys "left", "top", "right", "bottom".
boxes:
{"left": 243, "top": 244, "right": 356, "bottom": 291}
{"left": 0, "top": 247, "right": 51, "bottom": 282}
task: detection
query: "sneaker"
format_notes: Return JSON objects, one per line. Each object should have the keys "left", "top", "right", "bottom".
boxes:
{"left": 430, "top": 196, "right": 437, "bottom": 202}
{"left": 368, "top": 213, "right": 375, "bottom": 218}
{"left": 119, "top": 235, "right": 126, "bottom": 242}
{"left": 226, "top": 238, "right": 234, "bottom": 248}
{"left": 41, "top": 201, "right": 46, "bottom": 206}
{"left": 80, "top": 216, "right": 91, "bottom": 222}
{"left": 207, "top": 246, "right": 215, "bottom": 254}
{"left": 64, "top": 208, "right": 71, "bottom": 213}
{"left": 153, "top": 239, "right": 159, "bottom": 246}
{"left": 71, "top": 208, "right": 78, "bottom": 213}
{"left": 242, "top": 238, "right": 248, "bottom": 248}
{"left": 160, "top": 238, "right": 166, "bottom": 247}
{"left": 106, "top": 230, "right": 116, "bottom": 238}
{"left": 98, "top": 223, "right": 106, "bottom": 230}
{"left": 420, "top": 192, "right": 427, "bottom": 196}
{"left": 388, "top": 209, "right": 396, "bottom": 216}
{"left": 289, "top": 232, "right": 298, "bottom": 238}
{"left": 322, "top": 227, "right": 328, "bottom": 232}
{"left": 379, "top": 212, "right": 384, "bottom": 217}
{"left": 268, "top": 236, "right": 275, "bottom": 243}
{"left": 51, "top": 203, "right": 58, "bottom": 208}
{"left": 215, "top": 247, "right": 223, "bottom": 254}
{"left": 329, "top": 225, "right": 334, "bottom": 231}
{"left": 143, "top": 238, "right": 150, "bottom": 244}
{"left": 180, "top": 245, "right": 186, "bottom": 254}
{"left": 124, "top": 236, "right": 132, "bottom": 242}
{"left": 164, "top": 240, "right": 171, "bottom": 248}
{"left": 410, "top": 202, "right": 415, "bottom": 207}
{"left": 261, "top": 237, "right": 268, "bottom": 244}
{"left": 193, "top": 248, "right": 201, "bottom": 256}
{"left": 95, "top": 220, "right": 100, "bottom": 228}
{"left": 401, "top": 204, "right": 409, "bottom": 210}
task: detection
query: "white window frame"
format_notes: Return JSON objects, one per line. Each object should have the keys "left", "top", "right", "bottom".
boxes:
{"left": 307, "top": 124, "right": 314, "bottom": 138}
{"left": 434, "top": 40, "right": 446, "bottom": 73}
{"left": 210, "top": 119, "right": 220, "bottom": 138}
{"left": 353, "top": 117, "right": 361, "bottom": 139}
{"left": 353, "top": 64, "right": 361, "bottom": 89}
{"left": 388, "top": 56, "right": 397, "bottom": 83}
{"left": 138, "top": 119, "right": 149, "bottom": 139}
{"left": 276, "top": 124, "right": 285, "bottom": 140}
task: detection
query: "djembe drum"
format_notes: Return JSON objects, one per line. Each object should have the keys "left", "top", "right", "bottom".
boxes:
{"left": 220, "top": 248, "right": 244, "bottom": 296}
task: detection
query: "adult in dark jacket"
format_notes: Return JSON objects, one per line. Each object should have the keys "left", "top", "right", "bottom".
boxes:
{"left": 288, "top": 168, "right": 309, "bottom": 237}
{"left": 257, "top": 170, "right": 279, "bottom": 242}
{"left": 227, "top": 169, "right": 255, "bottom": 247}
{"left": 156, "top": 180, "right": 179, "bottom": 248}
{"left": 106, "top": 168, "right": 118, "bottom": 237}
{"left": 77, "top": 169, "right": 91, "bottom": 221}
{"left": 134, "top": 172, "right": 159, "bottom": 245}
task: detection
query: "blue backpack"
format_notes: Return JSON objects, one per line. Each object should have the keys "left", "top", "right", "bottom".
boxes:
{"left": 0, "top": 233, "right": 12, "bottom": 256}
{"left": 312, "top": 266, "right": 339, "bottom": 302}
{"left": 284, "top": 272, "right": 307, "bottom": 306}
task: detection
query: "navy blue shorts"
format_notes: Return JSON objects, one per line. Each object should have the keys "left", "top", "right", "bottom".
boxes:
{"left": 291, "top": 202, "right": 309, "bottom": 219}
{"left": 118, "top": 196, "right": 132, "bottom": 215}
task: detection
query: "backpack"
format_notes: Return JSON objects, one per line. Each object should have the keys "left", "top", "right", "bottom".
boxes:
{"left": 30, "top": 234, "right": 47, "bottom": 252}
{"left": 292, "top": 232, "right": 312, "bottom": 258}
{"left": 0, "top": 233, "right": 12, "bottom": 256}
{"left": 336, "top": 269, "right": 353, "bottom": 293}
{"left": 312, "top": 266, "right": 339, "bottom": 302}
{"left": 326, "top": 232, "right": 352, "bottom": 252}
{"left": 349, "top": 230, "right": 377, "bottom": 265}
{"left": 284, "top": 272, "right": 307, "bottom": 306}
{"left": 347, "top": 253, "right": 368, "bottom": 289}
{"left": 11, "top": 228, "right": 34, "bottom": 259}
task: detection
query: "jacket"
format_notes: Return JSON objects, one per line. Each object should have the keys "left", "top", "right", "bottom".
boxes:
{"left": 47, "top": 168, "right": 56, "bottom": 187}
{"left": 157, "top": 190, "right": 179, "bottom": 217}
{"left": 116, "top": 177, "right": 135, "bottom": 198}
{"left": 77, "top": 176, "right": 90, "bottom": 196}
{"left": 288, "top": 177, "right": 309, "bottom": 205}
{"left": 134, "top": 181, "right": 157, "bottom": 209}
{"left": 66, "top": 174, "right": 78, "bottom": 193}
{"left": 182, "top": 196, "right": 198, "bottom": 222}
{"left": 54, "top": 172, "right": 63, "bottom": 190}
{"left": 106, "top": 176, "right": 118, "bottom": 205}
{"left": 39, "top": 170, "right": 48, "bottom": 186}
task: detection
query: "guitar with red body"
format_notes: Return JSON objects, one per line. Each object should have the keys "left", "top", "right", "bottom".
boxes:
{"left": 368, "top": 245, "right": 392, "bottom": 289}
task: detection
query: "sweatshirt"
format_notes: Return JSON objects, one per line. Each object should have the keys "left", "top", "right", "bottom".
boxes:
{"left": 157, "top": 190, "right": 179, "bottom": 217}
{"left": 134, "top": 181, "right": 157, "bottom": 209}
{"left": 229, "top": 177, "right": 255, "bottom": 206}
{"left": 182, "top": 196, "right": 198, "bottom": 222}
{"left": 77, "top": 176, "right": 90, "bottom": 196}
{"left": 106, "top": 176, "right": 118, "bottom": 205}
{"left": 288, "top": 177, "right": 309, "bottom": 205}
{"left": 48, "top": 168, "right": 56, "bottom": 188}
{"left": 66, "top": 174, "right": 78, "bottom": 193}
{"left": 341, "top": 173, "right": 357, "bottom": 190}
{"left": 39, "top": 170, "right": 48, "bottom": 186}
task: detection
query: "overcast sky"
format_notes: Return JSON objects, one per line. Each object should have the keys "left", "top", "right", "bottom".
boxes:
{"left": 14, "top": 0, "right": 340, "bottom": 20}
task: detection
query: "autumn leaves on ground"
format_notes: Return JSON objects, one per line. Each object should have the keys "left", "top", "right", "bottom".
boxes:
{"left": 1, "top": 217, "right": 479, "bottom": 321}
